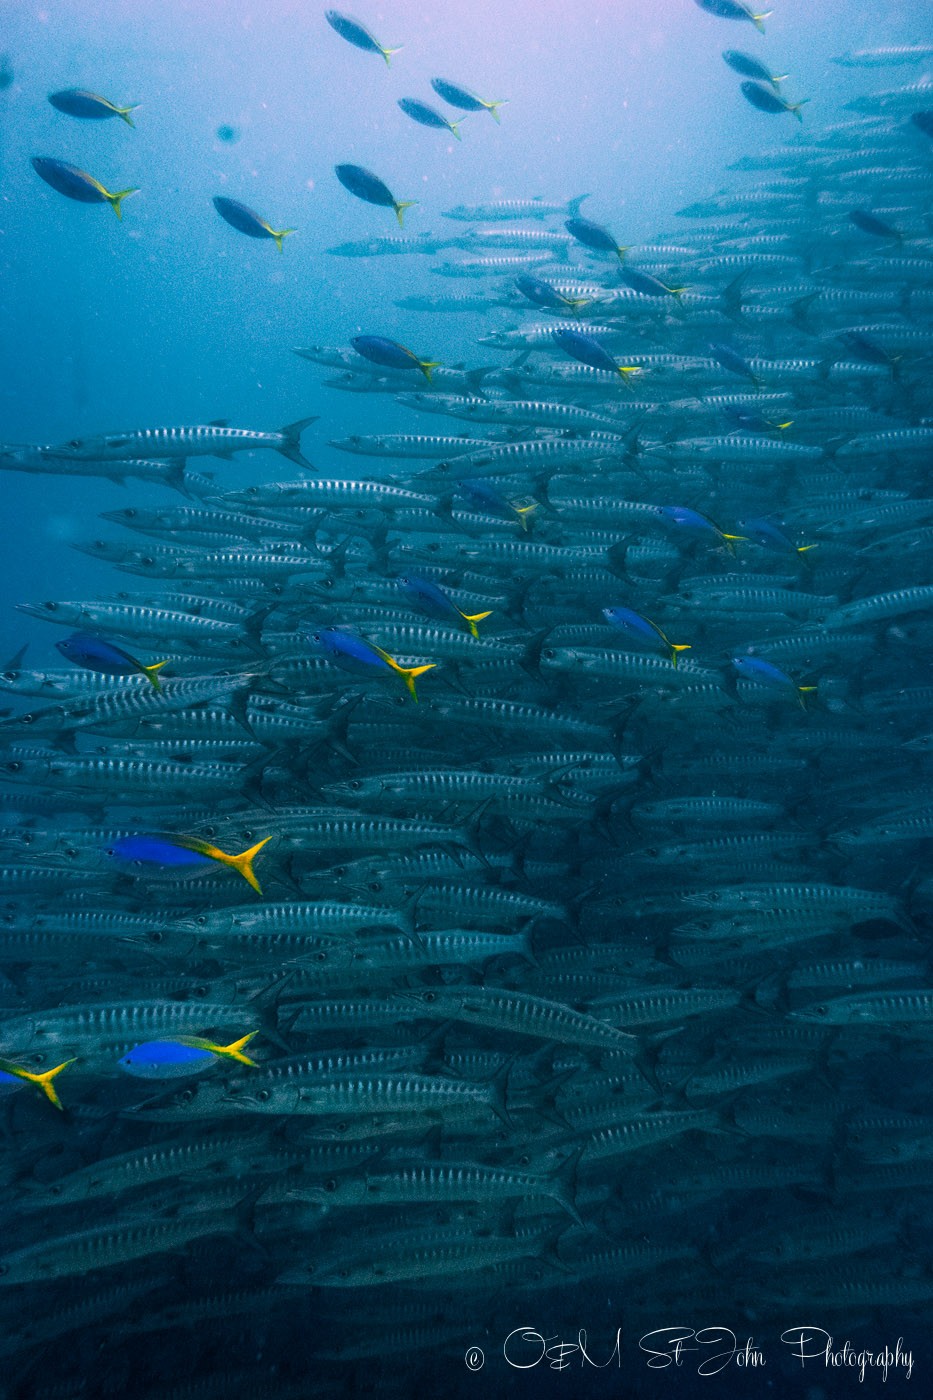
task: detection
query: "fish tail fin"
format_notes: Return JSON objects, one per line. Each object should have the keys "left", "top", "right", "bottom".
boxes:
{"left": 721, "top": 532, "right": 747, "bottom": 556}
{"left": 752, "top": 11, "right": 771, "bottom": 33}
{"left": 796, "top": 543, "right": 818, "bottom": 554}
{"left": 462, "top": 610, "right": 493, "bottom": 639}
{"left": 513, "top": 502, "right": 540, "bottom": 531}
{"left": 394, "top": 200, "right": 418, "bottom": 228}
{"left": 382, "top": 45, "right": 403, "bottom": 66}
{"left": 566, "top": 194, "right": 591, "bottom": 219}
{"left": 566, "top": 296, "right": 591, "bottom": 311}
{"left": 772, "top": 74, "right": 789, "bottom": 86}
{"left": 272, "top": 228, "right": 297, "bottom": 253}
{"left": 486, "top": 99, "right": 508, "bottom": 123}
{"left": 398, "top": 662, "right": 436, "bottom": 703}
{"left": 797, "top": 684, "right": 818, "bottom": 711}
{"left": 450, "top": 121, "right": 463, "bottom": 141}
{"left": 669, "top": 644, "right": 692, "bottom": 669}
{"left": 214, "top": 1031, "right": 260, "bottom": 1067}
{"left": 418, "top": 360, "right": 442, "bottom": 384}
{"left": 222, "top": 836, "right": 273, "bottom": 894}
{"left": 14, "top": 1058, "right": 77, "bottom": 1111}
{"left": 278, "top": 416, "right": 319, "bottom": 469}
{"left": 142, "top": 660, "right": 169, "bottom": 691}
{"left": 671, "top": 285, "right": 689, "bottom": 299}
{"left": 106, "top": 188, "right": 140, "bottom": 220}
{"left": 615, "top": 245, "right": 628, "bottom": 264}
{"left": 117, "top": 105, "right": 140, "bottom": 127}
{"left": 791, "top": 98, "right": 809, "bottom": 123}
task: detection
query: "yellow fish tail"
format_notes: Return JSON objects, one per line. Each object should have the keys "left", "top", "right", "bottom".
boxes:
{"left": 450, "top": 121, "right": 463, "bottom": 141}
{"left": 418, "top": 359, "right": 442, "bottom": 383}
{"left": 106, "top": 187, "right": 139, "bottom": 220}
{"left": 142, "top": 660, "right": 169, "bottom": 691}
{"left": 382, "top": 45, "right": 403, "bottom": 66}
{"left": 213, "top": 1031, "right": 260, "bottom": 1068}
{"left": 721, "top": 532, "right": 747, "bottom": 556}
{"left": 462, "top": 610, "right": 493, "bottom": 638}
{"left": 394, "top": 200, "right": 418, "bottom": 228}
{"left": 669, "top": 643, "right": 692, "bottom": 669}
{"left": 117, "top": 105, "right": 140, "bottom": 127}
{"left": 485, "top": 99, "right": 508, "bottom": 123}
{"left": 394, "top": 661, "right": 437, "bottom": 703}
{"left": 0, "top": 1057, "right": 77, "bottom": 1111}
{"left": 513, "top": 503, "right": 539, "bottom": 531}
{"left": 752, "top": 10, "right": 771, "bottom": 33}
{"left": 270, "top": 227, "right": 297, "bottom": 253}
{"left": 797, "top": 543, "right": 818, "bottom": 554}
{"left": 220, "top": 836, "right": 273, "bottom": 894}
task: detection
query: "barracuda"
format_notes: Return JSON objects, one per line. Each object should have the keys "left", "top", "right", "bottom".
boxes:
{"left": 48, "top": 417, "right": 318, "bottom": 468}
{"left": 398, "top": 392, "right": 627, "bottom": 433}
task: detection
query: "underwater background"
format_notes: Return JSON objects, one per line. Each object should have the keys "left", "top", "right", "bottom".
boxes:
{"left": 0, "top": 0, "right": 932, "bottom": 1395}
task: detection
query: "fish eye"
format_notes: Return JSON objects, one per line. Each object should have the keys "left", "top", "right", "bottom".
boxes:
{"left": 21, "top": 715, "right": 35, "bottom": 725}
{"left": 335, "top": 1120, "right": 349, "bottom": 1133}
{"left": 324, "top": 1179, "right": 337, "bottom": 1193}
{"left": 645, "top": 848, "right": 659, "bottom": 858}
{"left": 94, "top": 540, "right": 106, "bottom": 550}
{"left": 43, "top": 602, "right": 58, "bottom": 612}
{"left": 4, "top": 762, "right": 21, "bottom": 773}
{"left": 48, "top": 1183, "right": 63, "bottom": 1197}
{"left": 67, "top": 439, "right": 82, "bottom": 449}
{"left": 148, "top": 931, "right": 163, "bottom": 944}
{"left": 180, "top": 1088, "right": 195, "bottom": 1104}
{"left": 814, "top": 1005, "right": 828, "bottom": 1017}
{"left": 348, "top": 779, "right": 362, "bottom": 790}
{"left": 257, "top": 1089, "right": 271, "bottom": 1102}
{"left": 141, "top": 558, "right": 155, "bottom": 568}
{"left": 367, "top": 881, "right": 383, "bottom": 894}
{"left": 192, "top": 984, "right": 209, "bottom": 998}
{"left": 315, "top": 951, "right": 328, "bottom": 962}
{"left": 422, "top": 991, "right": 436, "bottom": 1003}
{"left": 331, "top": 865, "right": 347, "bottom": 877}
{"left": 124, "top": 509, "right": 137, "bottom": 519}
{"left": 196, "top": 916, "right": 208, "bottom": 927}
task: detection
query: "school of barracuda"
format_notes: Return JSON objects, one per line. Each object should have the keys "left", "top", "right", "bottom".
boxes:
{"left": 0, "top": 5, "right": 932, "bottom": 1396}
